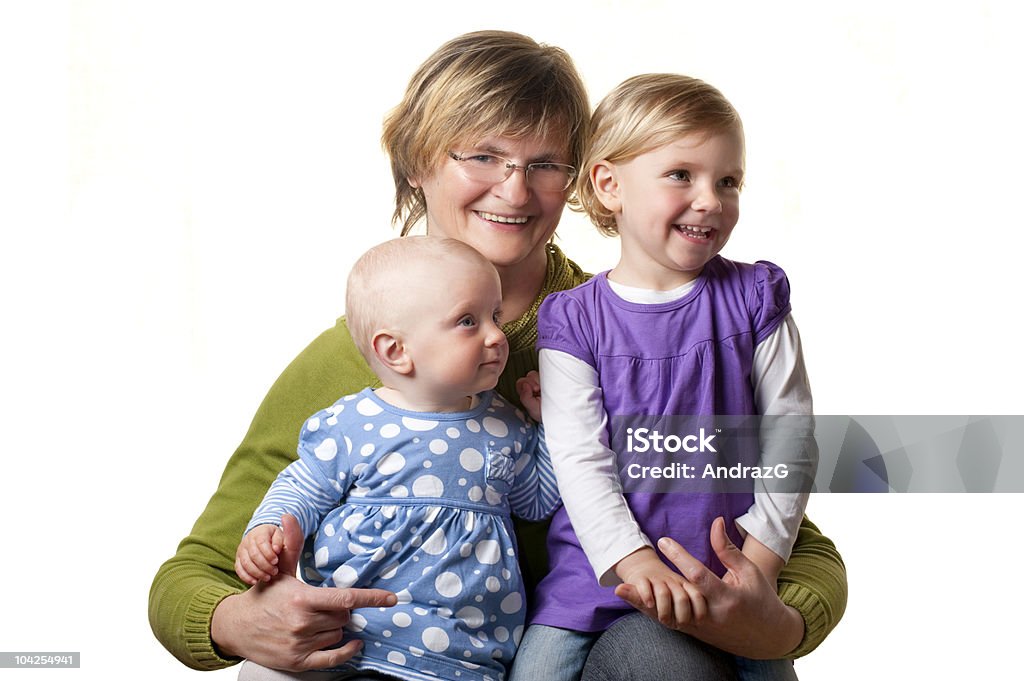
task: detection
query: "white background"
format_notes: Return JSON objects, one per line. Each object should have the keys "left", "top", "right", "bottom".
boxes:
{"left": 2, "top": 1, "right": 1022, "bottom": 678}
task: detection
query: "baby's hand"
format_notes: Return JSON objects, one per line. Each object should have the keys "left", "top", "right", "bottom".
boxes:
{"left": 614, "top": 547, "right": 707, "bottom": 628}
{"left": 235, "top": 523, "right": 285, "bottom": 586}
{"left": 516, "top": 370, "right": 542, "bottom": 422}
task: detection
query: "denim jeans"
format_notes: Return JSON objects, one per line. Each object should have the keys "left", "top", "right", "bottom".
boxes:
{"left": 511, "top": 614, "right": 798, "bottom": 681}
{"left": 509, "top": 624, "right": 598, "bottom": 681}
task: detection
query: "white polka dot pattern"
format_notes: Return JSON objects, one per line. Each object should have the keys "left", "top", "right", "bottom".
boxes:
{"left": 245, "top": 388, "right": 557, "bottom": 681}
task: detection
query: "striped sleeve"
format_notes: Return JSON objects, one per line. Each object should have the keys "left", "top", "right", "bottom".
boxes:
{"left": 245, "top": 457, "right": 342, "bottom": 537}
{"left": 507, "top": 423, "right": 560, "bottom": 522}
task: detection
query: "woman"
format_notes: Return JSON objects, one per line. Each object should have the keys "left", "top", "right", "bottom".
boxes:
{"left": 148, "top": 30, "right": 846, "bottom": 679}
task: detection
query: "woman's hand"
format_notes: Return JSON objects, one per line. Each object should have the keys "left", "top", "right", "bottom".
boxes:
{"left": 211, "top": 514, "right": 397, "bottom": 672}
{"left": 614, "top": 517, "right": 804, "bottom": 659}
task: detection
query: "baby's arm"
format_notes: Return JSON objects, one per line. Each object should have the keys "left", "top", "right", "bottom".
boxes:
{"left": 736, "top": 314, "right": 818, "bottom": 583}
{"left": 246, "top": 458, "right": 340, "bottom": 534}
{"left": 235, "top": 523, "right": 285, "bottom": 585}
{"left": 239, "top": 451, "right": 349, "bottom": 585}
{"left": 507, "top": 420, "right": 560, "bottom": 521}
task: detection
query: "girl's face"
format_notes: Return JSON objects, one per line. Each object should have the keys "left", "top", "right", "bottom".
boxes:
{"left": 598, "top": 130, "right": 744, "bottom": 290}
{"left": 411, "top": 134, "right": 571, "bottom": 272}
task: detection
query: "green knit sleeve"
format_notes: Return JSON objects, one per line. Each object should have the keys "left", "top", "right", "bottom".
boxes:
{"left": 777, "top": 515, "right": 848, "bottom": 658}
{"left": 148, "top": 318, "right": 379, "bottom": 670}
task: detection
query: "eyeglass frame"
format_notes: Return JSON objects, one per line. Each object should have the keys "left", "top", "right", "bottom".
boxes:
{"left": 447, "top": 151, "right": 578, "bottom": 192}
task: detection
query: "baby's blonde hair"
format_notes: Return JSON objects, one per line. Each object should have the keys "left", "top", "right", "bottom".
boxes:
{"left": 346, "top": 236, "right": 495, "bottom": 368}
{"left": 578, "top": 74, "right": 744, "bottom": 236}
{"left": 382, "top": 30, "right": 590, "bottom": 235}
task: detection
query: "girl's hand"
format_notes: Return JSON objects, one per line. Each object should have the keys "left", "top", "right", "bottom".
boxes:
{"left": 516, "top": 370, "right": 543, "bottom": 422}
{"left": 235, "top": 524, "right": 285, "bottom": 585}
{"left": 614, "top": 547, "right": 707, "bottom": 629}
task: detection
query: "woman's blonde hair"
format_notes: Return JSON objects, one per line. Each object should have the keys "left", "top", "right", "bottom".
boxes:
{"left": 578, "top": 74, "right": 744, "bottom": 236}
{"left": 382, "top": 30, "right": 590, "bottom": 235}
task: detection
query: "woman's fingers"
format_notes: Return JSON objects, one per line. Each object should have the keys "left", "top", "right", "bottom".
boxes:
{"left": 303, "top": 638, "right": 364, "bottom": 671}
{"left": 311, "top": 586, "right": 399, "bottom": 614}
{"left": 708, "top": 516, "right": 749, "bottom": 579}
{"left": 656, "top": 526, "right": 723, "bottom": 594}
{"left": 277, "top": 513, "right": 304, "bottom": 577}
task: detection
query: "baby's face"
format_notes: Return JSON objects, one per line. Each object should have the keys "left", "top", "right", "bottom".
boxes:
{"left": 401, "top": 260, "right": 508, "bottom": 404}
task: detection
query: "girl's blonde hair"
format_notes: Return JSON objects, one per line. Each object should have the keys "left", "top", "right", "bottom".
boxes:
{"left": 579, "top": 74, "right": 744, "bottom": 236}
{"left": 382, "top": 30, "right": 590, "bottom": 235}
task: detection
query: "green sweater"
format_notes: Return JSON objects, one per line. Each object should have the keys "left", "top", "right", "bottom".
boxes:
{"left": 148, "top": 244, "right": 846, "bottom": 670}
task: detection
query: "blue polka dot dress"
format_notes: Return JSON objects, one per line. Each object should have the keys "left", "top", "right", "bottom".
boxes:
{"left": 247, "top": 388, "right": 559, "bottom": 681}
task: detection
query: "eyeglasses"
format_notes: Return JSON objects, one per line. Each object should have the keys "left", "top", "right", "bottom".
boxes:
{"left": 448, "top": 151, "right": 577, "bottom": 192}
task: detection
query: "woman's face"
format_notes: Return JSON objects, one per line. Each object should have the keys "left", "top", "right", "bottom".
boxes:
{"left": 412, "top": 133, "right": 571, "bottom": 271}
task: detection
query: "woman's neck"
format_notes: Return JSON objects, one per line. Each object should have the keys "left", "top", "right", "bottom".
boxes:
{"left": 495, "top": 248, "right": 548, "bottom": 322}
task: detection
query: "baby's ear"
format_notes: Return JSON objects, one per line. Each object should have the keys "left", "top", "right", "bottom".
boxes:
{"left": 372, "top": 330, "right": 413, "bottom": 375}
{"left": 590, "top": 161, "right": 622, "bottom": 213}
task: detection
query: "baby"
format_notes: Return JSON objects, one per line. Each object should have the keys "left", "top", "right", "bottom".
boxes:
{"left": 236, "top": 236, "right": 559, "bottom": 681}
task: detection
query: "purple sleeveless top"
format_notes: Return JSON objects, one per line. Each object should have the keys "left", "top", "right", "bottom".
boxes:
{"left": 530, "top": 256, "right": 791, "bottom": 631}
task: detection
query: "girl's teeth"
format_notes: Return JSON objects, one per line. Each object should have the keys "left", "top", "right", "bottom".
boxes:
{"left": 678, "top": 225, "right": 712, "bottom": 238}
{"left": 480, "top": 212, "right": 528, "bottom": 224}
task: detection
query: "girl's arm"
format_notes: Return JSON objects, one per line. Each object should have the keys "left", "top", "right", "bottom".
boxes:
{"left": 539, "top": 348, "right": 651, "bottom": 586}
{"left": 542, "top": 349, "right": 702, "bottom": 624}
{"left": 735, "top": 314, "right": 818, "bottom": 582}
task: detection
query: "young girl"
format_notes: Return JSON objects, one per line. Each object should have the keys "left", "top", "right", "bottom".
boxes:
{"left": 236, "top": 236, "right": 559, "bottom": 681}
{"left": 512, "top": 75, "right": 817, "bottom": 680}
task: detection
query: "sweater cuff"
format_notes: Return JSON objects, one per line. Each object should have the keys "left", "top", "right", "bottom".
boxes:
{"left": 184, "top": 583, "right": 245, "bottom": 670}
{"left": 777, "top": 581, "right": 829, "bottom": 659}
